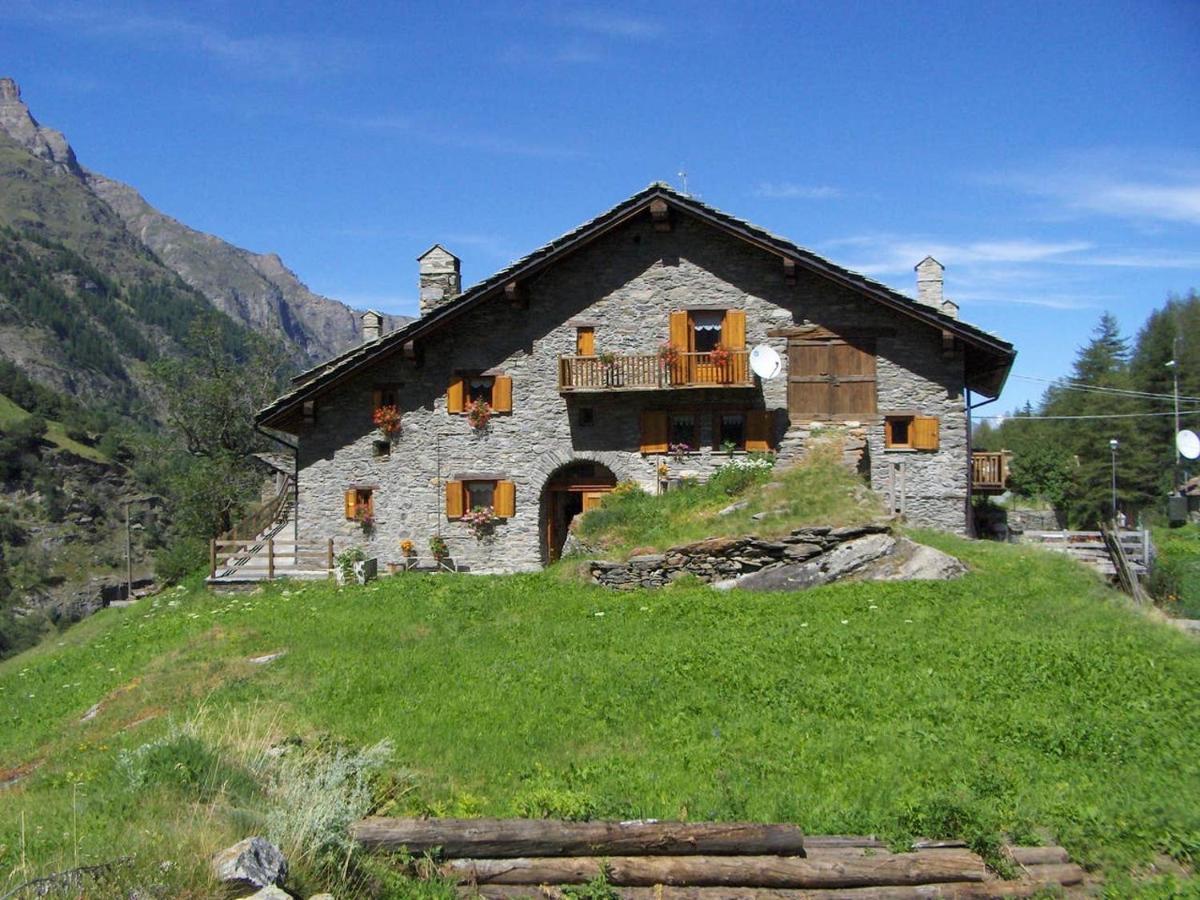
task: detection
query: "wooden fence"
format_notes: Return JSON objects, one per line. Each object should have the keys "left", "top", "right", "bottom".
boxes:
{"left": 209, "top": 537, "right": 333, "bottom": 581}
{"left": 559, "top": 351, "right": 753, "bottom": 392}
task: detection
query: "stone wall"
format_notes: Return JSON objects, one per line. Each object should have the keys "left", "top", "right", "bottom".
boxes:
{"left": 590, "top": 524, "right": 891, "bottom": 589}
{"left": 294, "top": 212, "right": 971, "bottom": 573}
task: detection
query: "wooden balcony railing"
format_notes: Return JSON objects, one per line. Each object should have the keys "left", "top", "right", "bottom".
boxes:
{"left": 558, "top": 351, "right": 753, "bottom": 392}
{"left": 972, "top": 450, "right": 1010, "bottom": 493}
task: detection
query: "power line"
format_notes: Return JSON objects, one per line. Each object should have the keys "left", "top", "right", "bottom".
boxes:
{"left": 976, "top": 410, "right": 1198, "bottom": 421}
{"left": 1012, "top": 374, "right": 1200, "bottom": 403}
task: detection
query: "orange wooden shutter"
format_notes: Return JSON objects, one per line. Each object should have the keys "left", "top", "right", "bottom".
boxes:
{"left": 745, "top": 410, "right": 774, "bottom": 452}
{"left": 582, "top": 491, "right": 606, "bottom": 512}
{"left": 669, "top": 310, "right": 689, "bottom": 349}
{"left": 723, "top": 309, "right": 746, "bottom": 349}
{"left": 447, "top": 377, "right": 465, "bottom": 414}
{"left": 344, "top": 489, "right": 357, "bottom": 520}
{"left": 445, "top": 480, "right": 464, "bottom": 518}
{"left": 372, "top": 388, "right": 382, "bottom": 411}
{"left": 495, "top": 480, "right": 516, "bottom": 517}
{"left": 640, "top": 410, "right": 669, "bottom": 454}
{"left": 576, "top": 327, "right": 595, "bottom": 356}
{"left": 913, "top": 416, "right": 940, "bottom": 450}
{"left": 491, "top": 375, "right": 513, "bottom": 413}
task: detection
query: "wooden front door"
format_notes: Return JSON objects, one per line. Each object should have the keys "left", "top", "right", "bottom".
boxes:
{"left": 787, "top": 337, "right": 876, "bottom": 419}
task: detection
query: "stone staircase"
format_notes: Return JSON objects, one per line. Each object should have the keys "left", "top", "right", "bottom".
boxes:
{"left": 776, "top": 422, "right": 867, "bottom": 469}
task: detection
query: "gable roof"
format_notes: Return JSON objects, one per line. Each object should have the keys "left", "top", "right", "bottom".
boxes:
{"left": 258, "top": 183, "right": 1015, "bottom": 427}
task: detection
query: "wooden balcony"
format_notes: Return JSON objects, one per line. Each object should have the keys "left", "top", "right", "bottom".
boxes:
{"left": 972, "top": 450, "right": 1011, "bottom": 494}
{"left": 558, "top": 351, "right": 754, "bottom": 393}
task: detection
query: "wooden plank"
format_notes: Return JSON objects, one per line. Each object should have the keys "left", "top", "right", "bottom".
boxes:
{"left": 444, "top": 849, "right": 987, "bottom": 887}
{"left": 352, "top": 818, "right": 806, "bottom": 858}
{"left": 1005, "top": 846, "right": 1068, "bottom": 866}
{"left": 472, "top": 882, "right": 1071, "bottom": 899}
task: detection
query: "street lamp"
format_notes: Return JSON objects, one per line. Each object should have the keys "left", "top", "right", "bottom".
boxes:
{"left": 1108, "top": 439, "right": 1119, "bottom": 524}
{"left": 1166, "top": 358, "right": 1180, "bottom": 491}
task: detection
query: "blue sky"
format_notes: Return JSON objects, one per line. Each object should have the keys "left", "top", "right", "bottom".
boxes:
{"left": 1, "top": 0, "right": 1197, "bottom": 411}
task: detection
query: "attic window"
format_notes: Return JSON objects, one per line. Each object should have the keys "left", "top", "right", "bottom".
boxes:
{"left": 467, "top": 376, "right": 495, "bottom": 405}
{"left": 691, "top": 310, "right": 724, "bottom": 353}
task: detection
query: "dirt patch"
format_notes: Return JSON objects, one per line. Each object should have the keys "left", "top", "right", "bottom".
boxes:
{"left": 0, "top": 759, "right": 42, "bottom": 789}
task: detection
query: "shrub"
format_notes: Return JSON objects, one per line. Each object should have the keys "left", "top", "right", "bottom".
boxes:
{"left": 154, "top": 536, "right": 208, "bottom": 583}
{"left": 119, "top": 728, "right": 256, "bottom": 803}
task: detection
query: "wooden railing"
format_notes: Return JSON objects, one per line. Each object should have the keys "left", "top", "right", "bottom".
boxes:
{"left": 219, "top": 474, "right": 294, "bottom": 542}
{"left": 558, "top": 350, "right": 753, "bottom": 392}
{"left": 971, "top": 451, "right": 1010, "bottom": 492}
{"left": 209, "top": 537, "right": 334, "bottom": 580}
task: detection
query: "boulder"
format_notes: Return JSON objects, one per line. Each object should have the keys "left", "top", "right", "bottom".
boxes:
{"left": 212, "top": 837, "right": 287, "bottom": 892}
{"left": 244, "top": 888, "right": 293, "bottom": 900}
{"left": 733, "top": 534, "right": 897, "bottom": 592}
{"left": 853, "top": 537, "right": 967, "bottom": 582}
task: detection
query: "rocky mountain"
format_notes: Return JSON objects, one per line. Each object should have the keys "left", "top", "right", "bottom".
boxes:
{"left": 0, "top": 77, "right": 405, "bottom": 366}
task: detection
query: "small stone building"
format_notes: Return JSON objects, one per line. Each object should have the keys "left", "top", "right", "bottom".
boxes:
{"left": 256, "top": 184, "right": 1015, "bottom": 572}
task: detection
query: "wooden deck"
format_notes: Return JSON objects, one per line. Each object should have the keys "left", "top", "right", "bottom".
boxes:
{"left": 558, "top": 350, "right": 753, "bottom": 393}
{"left": 1022, "top": 528, "right": 1152, "bottom": 579}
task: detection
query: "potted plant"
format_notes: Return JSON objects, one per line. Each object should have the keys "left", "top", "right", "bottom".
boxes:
{"left": 466, "top": 398, "right": 492, "bottom": 430}
{"left": 670, "top": 442, "right": 690, "bottom": 462}
{"left": 430, "top": 534, "right": 450, "bottom": 567}
{"left": 598, "top": 351, "right": 622, "bottom": 387}
{"left": 721, "top": 439, "right": 738, "bottom": 457}
{"left": 400, "top": 538, "right": 416, "bottom": 569}
{"left": 356, "top": 510, "right": 375, "bottom": 536}
{"left": 335, "top": 547, "right": 366, "bottom": 586}
{"left": 708, "top": 344, "right": 732, "bottom": 371}
{"left": 372, "top": 404, "right": 402, "bottom": 439}
{"left": 462, "top": 506, "right": 496, "bottom": 539}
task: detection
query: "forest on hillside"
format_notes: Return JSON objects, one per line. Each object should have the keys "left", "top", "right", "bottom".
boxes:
{"left": 974, "top": 291, "right": 1200, "bottom": 528}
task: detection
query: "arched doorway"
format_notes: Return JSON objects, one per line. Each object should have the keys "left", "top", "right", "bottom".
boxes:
{"left": 541, "top": 461, "right": 617, "bottom": 563}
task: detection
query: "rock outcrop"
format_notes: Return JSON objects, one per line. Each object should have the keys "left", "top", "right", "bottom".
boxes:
{"left": 590, "top": 524, "right": 966, "bottom": 591}
{"left": 211, "top": 836, "right": 288, "bottom": 893}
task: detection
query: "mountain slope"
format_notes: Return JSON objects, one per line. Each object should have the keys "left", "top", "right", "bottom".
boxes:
{"left": 0, "top": 76, "right": 405, "bottom": 364}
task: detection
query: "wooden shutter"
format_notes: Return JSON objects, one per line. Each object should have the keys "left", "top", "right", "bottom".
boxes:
{"left": 445, "top": 480, "right": 464, "bottom": 518}
{"left": 447, "top": 377, "right": 465, "bottom": 414}
{"left": 576, "top": 327, "right": 595, "bottom": 356}
{"left": 745, "top": 410, "right": 774, "bottom": 452}
{"left": 669, "top": 310, "right": 689, "bottom": 349}
{"left": 788, "top": 342, "right": 831, "bottom": 417}
{"left": 913, "top": 416, "right": 940, "bottom": 450}
{"left": 344, "top": 489, "right": 357, "bottom": 520}
{"left": 491, "top": 375, "right": 513, "bottom": 413}
{"left": 495, "top": 480, "right": 516, "bottom": 518}
{"left": 640, "top": 410, "right": 669, "bottom": 454}
{"left": 723, "top": 310, "right": 746, "bottom": 349}
{"left": 829, "top": 340, "right": 876, "bottom": 416}
{"left": 582, "top": 491, "right": 607, "bottom": 512}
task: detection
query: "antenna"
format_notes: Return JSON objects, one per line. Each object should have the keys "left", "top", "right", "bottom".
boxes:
{"left": 677, "top": 169, "right": 688, "bottom": 195}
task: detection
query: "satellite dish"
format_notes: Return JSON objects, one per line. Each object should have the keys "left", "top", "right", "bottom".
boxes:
{"left": 750, "top": 344, "right": 782, "bottom": 379}
{"left": 1178, "top": 429, "right": 1200, "bottom": 461}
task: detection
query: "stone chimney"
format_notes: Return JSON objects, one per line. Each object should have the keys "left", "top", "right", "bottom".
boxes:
{"left": 418, "top": 245, "right": 461, "bottom": 317}
{"left": 915, "top": 256, "right": 943, "bottom": 310}
{"left": 361, "top": 309, "right": 383, "bottom": 342}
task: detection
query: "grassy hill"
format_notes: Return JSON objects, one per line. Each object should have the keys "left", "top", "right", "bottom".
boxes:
{"left": 0, "top": 391, "right": 108, "bottom": 463}
{"left": 1, "top": 529, "right": 1198, "bottom": 896}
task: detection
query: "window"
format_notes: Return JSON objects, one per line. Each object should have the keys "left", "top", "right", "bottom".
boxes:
{"left": 885, "top": 415, "right": 940, "bottom": 450}
{"left": 669, "top": 412, "right": 697, "bottom": 449}
{"left": 372, "top": 439, "right": 391, "bottom": 458}
{"left": 576, "top": 326, "right": 595, "bottom": 356}
{"left": 716, "top": 412, "right": 746, "bottom": 450}
{"left": 372, "top": 384, "right": 400, "bottom": 410}
{"left": 445, "top": 479, "right": 516, "bottom": 518}
{"left": 302, "top": 400, "right": 316, "bottom": 423}
{"left": 885, "top": 416, "right": 912, "bottom": 448}
{"left": 691, "top": 310, "right": 724, "bottom": 353}
{"left": 447, "top": 374, "right": 513, "bottom": 413}
{"left": 344, "top": 487, "right": 374, "bottom": 521}
{"left": 464, "top": 480, "right": 495, "bottom": 511}
{"left": 577, "top": 407, "right": 595, "bottom": 427}
{"left": 467, "top": 376, "right": 494, "bottom": 405}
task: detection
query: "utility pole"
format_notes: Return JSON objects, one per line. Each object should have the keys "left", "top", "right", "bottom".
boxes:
{"left": 1167, "top": 351, "right": 1181, "bottom": 492}
{"left": 125, "top": 501, "right": 132, "bottom": 601}
{"left": 1109, "top": 439, "right": 1119, "bottom": 524}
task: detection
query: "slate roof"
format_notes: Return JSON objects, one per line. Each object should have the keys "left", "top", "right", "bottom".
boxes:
{"left": 258, "top": 183, "right": 1016, "bottom": 427}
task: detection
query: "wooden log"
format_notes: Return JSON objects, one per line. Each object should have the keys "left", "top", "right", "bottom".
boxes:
{"left": 1005, "top": 845, "right": 1069, "bottom": 866}
{"left": 467, "top": 879, "right": 1061, "bottom": 899}
{"left": 1009, "top": 862, "right": 1085, "bottom": 886}
{"left": 806, "top": 836, "right": 888, "bottom": 850}
{"left": 352, "top": 818, "right": 807, "bottom": 858}
{"left": 444, "top": 849, "right": 987, "bottom": 888}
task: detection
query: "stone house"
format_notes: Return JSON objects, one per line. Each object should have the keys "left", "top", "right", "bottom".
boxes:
{"left": 256, "top": 184, "right": 1015, "bottom": 573}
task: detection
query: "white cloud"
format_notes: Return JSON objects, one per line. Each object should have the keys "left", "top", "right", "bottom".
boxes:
{"left": 552, "top": 9, "right": 664, "bottom": 40}
{"left": 832, "top": 235, "right": 1092, "bottom": 276}
{"left": 754, "top": 182, "right": 842, "bottom": 200}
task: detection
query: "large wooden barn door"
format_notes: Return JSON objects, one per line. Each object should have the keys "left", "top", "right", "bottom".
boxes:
{"left": 788, "top": 337, "right": 876, "bottom": 419}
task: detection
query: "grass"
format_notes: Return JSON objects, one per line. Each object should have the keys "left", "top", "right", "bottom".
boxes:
{"left": 576, "top": 448, "right": 878, "bottom": 559}
{"left": 0, "top": 391, "right": 109, "bottom": 463}
{"left": 0, "top": 534, "right": 1198, "bottom": 897}
{"left": 1151, "top": 524, "right": 1200, "bottom": 619}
